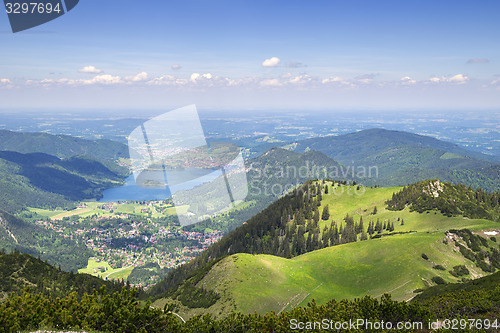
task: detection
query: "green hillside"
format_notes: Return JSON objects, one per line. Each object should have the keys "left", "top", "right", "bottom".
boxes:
{"left": 153, "top": 180, "right": 500, "bottom": 318}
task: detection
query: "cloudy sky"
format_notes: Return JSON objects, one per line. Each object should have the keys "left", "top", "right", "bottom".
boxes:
{"left": 1, "top": 0, "right": 499, "bottom": 111}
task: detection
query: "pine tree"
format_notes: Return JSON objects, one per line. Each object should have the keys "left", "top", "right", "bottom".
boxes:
{"left": 306, "top": 232, "right": 313, "bottom": 252}
{"left": 283, "top": 238, "right": 291, "bottom": 258}
{"left": 360, "top": 229, "right": 368, "bottom": 241}
{"left": 367, "top": 221, "right": 374, "bottom": 235}
{"left": 330, "top": 222, "right": 339, "bottom": 246}
{"left": 324, "top": 184, "right": 329, "bottom": 194}
{"left": 357, "top": 216, "right": 364, "bottom": 234}
{"left": 342, "top": 215, "right": 357, "bottom": 244}
{"left": 321, "top": 205, "right": 330, "bottom": 220}
{"left": 373, "top": 206, "right": 378, "bottom": 215}
{"left": 312, "top": 229, "right": 320, "bottom": 250}
{"left": 322, "top": 226, "right": 329, "bottom": 248}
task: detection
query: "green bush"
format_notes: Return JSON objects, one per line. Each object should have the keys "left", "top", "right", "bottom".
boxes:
{"left": 431, "top": 276, "right": 446, "bottom": 285}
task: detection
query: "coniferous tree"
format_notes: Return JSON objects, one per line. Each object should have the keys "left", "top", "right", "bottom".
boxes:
{"left": 342, "top": 215, "right": 357, "bottom": 244}
{"left": 367, "top": 221, "right": 374, "bottom": 235}
{"left": 306, "top": 232, "right": 313, "bottom": 252}
{"left": 330, "top": 222, "right": 339, "bottom": 246}
{"left": 321, "top": 226, "right": 329, "bottom": 248}
{"left": 312, "top": 229, "right": 320, "bottom": 250}
{"left": 283, "top": 238, "right": 291, "bottom": 258}
{"left": 360, "top": 229, "right": 368, "bottom": 241}
{"left": 314, "top": 209, "right": 320, "bottom": 224}
{"left": 357, "top": 216, "right": 364, "bottom": 234}
{"left": 321, "top": 205, "right": 330, "bottom": 220}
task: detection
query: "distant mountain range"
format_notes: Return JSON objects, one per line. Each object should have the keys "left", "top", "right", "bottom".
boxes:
{"left": 0, "top": 129, "right": 129, "bottom": 176}
{"left": 294, "top": 128, "right": 500, "bottom": 163}
{"left": 0, "top": 151, "right": 124, "bottom": 212}
{"left": 0, "top": 130, "right": 130, "bottom": 212}
{"left": 291, "top": 128, "right": 500, "bottom": 191}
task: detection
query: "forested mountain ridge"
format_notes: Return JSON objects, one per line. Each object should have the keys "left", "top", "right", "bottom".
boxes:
{"left": 386, "top": 179, "right": 500, "bottom": 221}
{"left": 0, "top": 150, "right": 124, "bottom": 212}
{"left": 0, "top": 129, "right": 129, "bottom": 176}
{"left": 0, "top": 209, "right": 90, "bottom": 271}
{"left": 0, "top": 250, "right": 135, "bottom": 301}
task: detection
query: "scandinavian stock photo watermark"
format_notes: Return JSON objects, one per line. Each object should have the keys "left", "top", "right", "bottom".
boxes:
{"left": 248, "top": 161, "right": 379, "bottom": 197}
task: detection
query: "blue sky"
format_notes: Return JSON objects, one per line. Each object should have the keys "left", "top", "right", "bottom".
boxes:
{"left": 1, "top": 0, "right": 499, "bottom": 111}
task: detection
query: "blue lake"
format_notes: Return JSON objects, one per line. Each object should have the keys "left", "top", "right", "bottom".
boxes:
{"left": 99, "top": 169, "right": 221, "bottom": 202}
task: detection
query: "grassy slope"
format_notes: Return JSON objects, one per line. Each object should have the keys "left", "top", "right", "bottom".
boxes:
{"left": 154, "top": 183, "right": 499, "bottom": 318}
{"left": 78, "top": 258, "right": 136, "bottom": 280}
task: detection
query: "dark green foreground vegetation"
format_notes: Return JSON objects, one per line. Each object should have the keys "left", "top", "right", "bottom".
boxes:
{"left": 0, "top": 287, "right": 431, "bottom": 332}
{"left": 4, "top": 273, "right": 500, "bottom": 332}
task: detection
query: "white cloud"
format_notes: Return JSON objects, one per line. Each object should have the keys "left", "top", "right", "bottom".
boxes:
{"left": 262, "top": 57, "right": 281, "bottom": 67}
{"left": 400, "top": 76, "right": 416, "bottom": 85}
{"left": 190, "top": 73, "right": 200, "bottom": 82}
{"left": 260, "top": 78, "right": 282, "bottom": 87}
{"left": 127, "top": 72, "right": 148, "bottom": 82}
{"left": 321, "top": 76, "right": 342, "bottom": 84}
{"left": 428, "top": 74, "right": 468, "bottom": 85}
{"left": 78, "top": 65, "right": 103, "bottom": 74}
{"left": 147, "top": 75, "right": 175, "bottom": 85}
{"left": 449, "top": 74, "right": 468, "bottom": 84}
{"left": 491, "top": 78, "right": 500, "bottom": 85}
{"left": 190, "top": 73, "right": 214, "bottom": 82}
{"left": 82, "top": 74, "right": 123, "bottom": 85}
{"left": 0, "top": 78, "right": 13, "bottom": 88}
{"left": 171, "top": 64, "right": 182, "bottom": 70}
{"left": 287, "top": 74, "right": 312, "bottom": 85}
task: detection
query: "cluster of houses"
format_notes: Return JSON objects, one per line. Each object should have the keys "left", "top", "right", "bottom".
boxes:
{"left": 35, "top": 209, "right": 224, "bottom": 283}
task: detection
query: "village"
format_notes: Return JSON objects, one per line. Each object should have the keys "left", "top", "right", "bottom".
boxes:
{"left": 31, "top": 200, "right": 223, "bottom": 287}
